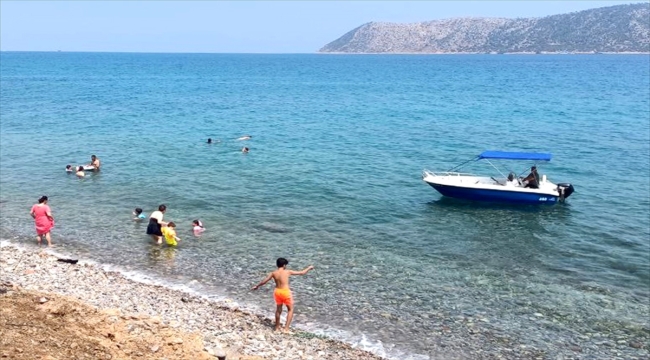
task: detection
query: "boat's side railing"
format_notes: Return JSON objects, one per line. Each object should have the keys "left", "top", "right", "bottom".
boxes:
{"left": 422, "top": 170, "right": 476, "bottom": 179}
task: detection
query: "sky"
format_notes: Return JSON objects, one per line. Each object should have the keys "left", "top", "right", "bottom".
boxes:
{"left": 1, "top": 1, "right": 645, "bottom": 53}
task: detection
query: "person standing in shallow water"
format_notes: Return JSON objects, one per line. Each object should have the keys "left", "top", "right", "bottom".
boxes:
{"left": 30, "top": 196, "right": 54, "bottom": 246}
{"left": 146, "top": 204, "right": 167, "bottom": 244}
{"left": 88, "top": 155, "right": 100, "bottom": 171}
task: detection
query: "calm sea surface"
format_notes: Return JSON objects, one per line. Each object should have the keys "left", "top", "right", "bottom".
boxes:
{"left": 1, "top": 53, "right": 649, "bottom": 358}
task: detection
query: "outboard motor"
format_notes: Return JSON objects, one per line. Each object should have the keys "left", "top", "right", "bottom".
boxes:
{"left": 557, "top": 183, "right": 575, "bottom": 202}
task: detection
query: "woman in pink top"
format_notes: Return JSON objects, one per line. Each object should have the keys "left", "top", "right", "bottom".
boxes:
{"left": 30, "top": 196, "right": 54, "bottom": 246}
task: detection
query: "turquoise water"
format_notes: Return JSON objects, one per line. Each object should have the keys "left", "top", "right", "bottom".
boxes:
{"left": 1, "top": 53, "right": 649, "bottom": 358}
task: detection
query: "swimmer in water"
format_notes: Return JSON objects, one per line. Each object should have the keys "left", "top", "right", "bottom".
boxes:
{"left": 242, "top": 147, "right": 249, "bottom": 153}
{"left": 207, "top": 138, "right": 213, "bottom": 144}
{"left": 133, "top": 207, "right": 146, "bottom": 221}
{"left": 75, "top": 166, "right": 85, "bottom": 178}
{"left": 236, "top": 135, "right": 252, "bottom": 141}
{"left": 192, "top": 220, "right": 205, "bottom": 236}
{"left": 65, "top": 165, "right": 73, "bottom": 173}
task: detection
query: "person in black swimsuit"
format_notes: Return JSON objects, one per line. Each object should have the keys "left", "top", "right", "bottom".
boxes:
{"left": 146, "top": 204, "right": 167, "bottom": 244}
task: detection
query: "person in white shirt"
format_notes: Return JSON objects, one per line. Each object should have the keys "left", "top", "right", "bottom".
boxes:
{"left": 146, "top": 204, "right": 168, "bottom": 244}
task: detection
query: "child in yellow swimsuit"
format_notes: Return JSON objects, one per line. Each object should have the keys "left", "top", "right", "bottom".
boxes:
{"left": 251, "top": 258, "right": 314, "bottom": 332}
{"left": 161, "top": 222, "right": 181, "bottom": 246}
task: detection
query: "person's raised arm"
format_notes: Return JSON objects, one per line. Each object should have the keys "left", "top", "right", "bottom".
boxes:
{"left": 290, "top": 265, "right": 314, "bottom": 276}
{"left": 251, "top": 272, "right": 274, "bottom": 290}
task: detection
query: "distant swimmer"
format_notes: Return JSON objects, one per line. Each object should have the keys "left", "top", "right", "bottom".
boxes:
{"left": 236, "top": 135, "right": 252, "bottom": 141}
{"left": 75, "top": 166, "right": 85, "bottom": 178}
{"left": 192, "top": 219, "right": 205, "bottom": 236}
{"left": 133, "top": 207, "right": 146, "bottom": 221}
{"left": 207, "top": 138, "right": 212, "bottom": 144}
{"left": 242, "top": 147, "right": 249, "bottom": 153}
{"left": 65, "top": 164, "right": 73, "bottom": 173}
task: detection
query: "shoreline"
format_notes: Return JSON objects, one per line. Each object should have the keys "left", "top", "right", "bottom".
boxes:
{"left": 0, "top": 242, "right": 386, "bottom": 360}
{"left": 2, "top": 236, "right": 648, "bottom": 359}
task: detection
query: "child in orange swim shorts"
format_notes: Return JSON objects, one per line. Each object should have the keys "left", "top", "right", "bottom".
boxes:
{"left": 252, "top": 257, "right": 314, "bottom": 332}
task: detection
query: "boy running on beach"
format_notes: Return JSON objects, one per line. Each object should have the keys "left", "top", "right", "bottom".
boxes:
{"left": 252, "top": 258, "right": 314, "bottom": 332}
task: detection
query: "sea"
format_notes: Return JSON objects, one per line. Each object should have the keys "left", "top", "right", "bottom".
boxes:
{"left": 1, "top": 52, "right": 649, "bottom": 359}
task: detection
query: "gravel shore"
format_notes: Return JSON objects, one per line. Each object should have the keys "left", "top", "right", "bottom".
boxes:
{"left": 0, "top": 243, "right": 384, "bottom": 360}
{"left": 2, "top": 242, "right": 648, "bottom": 360}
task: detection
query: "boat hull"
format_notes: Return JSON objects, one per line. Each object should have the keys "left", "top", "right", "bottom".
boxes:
{"left": 428, "top": 183, "right": 558, "bottom": 204}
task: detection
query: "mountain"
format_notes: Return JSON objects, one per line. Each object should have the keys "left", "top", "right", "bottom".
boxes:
{"left": 319, "top": 3, "right": 650, "bottom": 54}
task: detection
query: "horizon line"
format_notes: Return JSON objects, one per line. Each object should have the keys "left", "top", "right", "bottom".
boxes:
{"left": 2, "top": 50, "right": 649, "bottom": 56}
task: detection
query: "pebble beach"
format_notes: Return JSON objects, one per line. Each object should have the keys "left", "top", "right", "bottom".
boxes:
{"left": 3, "top": 241, "right": 648, "bottom": 360}
{"left": 0, "top": 243, "right": 383, "bottom": 360}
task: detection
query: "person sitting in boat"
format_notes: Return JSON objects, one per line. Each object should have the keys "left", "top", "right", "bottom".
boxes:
{"left": 505, "top": 172, "right": 517, "bottom": 187}
{"left": 523, "top": 166, "right": 539, "bottom": 189}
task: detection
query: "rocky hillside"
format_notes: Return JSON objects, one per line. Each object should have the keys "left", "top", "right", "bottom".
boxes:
{"left": 319, "top": 3, "right": 650, "bottom": 53}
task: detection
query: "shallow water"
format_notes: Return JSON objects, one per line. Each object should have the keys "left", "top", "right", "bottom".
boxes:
{"left": 1, "top": 53, "right": 649, "bottom": 358}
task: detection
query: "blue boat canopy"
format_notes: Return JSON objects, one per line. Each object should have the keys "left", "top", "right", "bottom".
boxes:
{"left": 478, "top": 151, "right": 552, "bottom": 161}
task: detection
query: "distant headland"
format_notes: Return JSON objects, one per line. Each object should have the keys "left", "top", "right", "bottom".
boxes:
{"left": 319, "top": 3, "right": 650, "bottom": 54}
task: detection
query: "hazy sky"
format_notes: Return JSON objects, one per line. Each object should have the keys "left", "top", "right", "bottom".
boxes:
{"left": 1, "top": 1, "right": 644, "bottom": 53}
